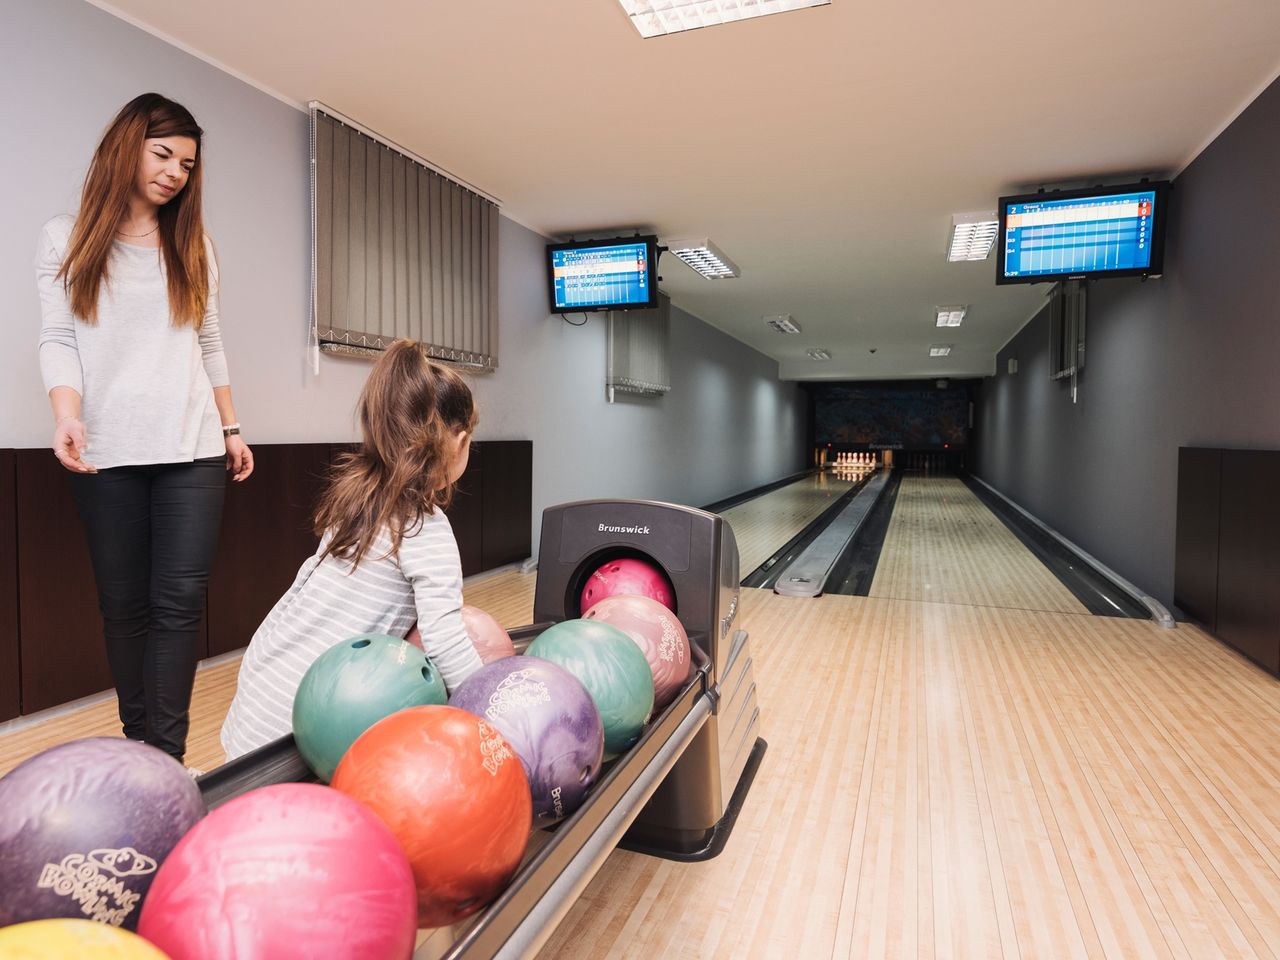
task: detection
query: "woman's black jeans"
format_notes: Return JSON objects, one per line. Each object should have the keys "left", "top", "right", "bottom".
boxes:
{"left": 69, "top": 456, "right": 225, "bottom": 763}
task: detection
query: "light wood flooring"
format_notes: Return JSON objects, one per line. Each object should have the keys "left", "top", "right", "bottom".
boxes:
{"left": 4, "top": 476, "right": 1280, "bottom": 959}
{"left": 539, "top": 589, "right": 1280, "bottom": 960}
{"left": 719, "top": 473, "right": 856, "bottom": 575}
{"left": 870, "top": 475, "right": 1089, "bottom": 615}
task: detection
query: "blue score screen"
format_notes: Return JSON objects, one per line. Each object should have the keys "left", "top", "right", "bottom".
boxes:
{"left": 1003, "top": 190, "right": 1157, "bottom": 279}
{"left": 551, "top": 242, "right": 650, "bottom": 310}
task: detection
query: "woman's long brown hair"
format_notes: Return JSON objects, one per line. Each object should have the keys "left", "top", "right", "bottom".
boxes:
{"left": 316, "top": 340, "right": 479, "bottom": 568}
{"left": 58, "top": 93, "right": 209, "bottom": 327}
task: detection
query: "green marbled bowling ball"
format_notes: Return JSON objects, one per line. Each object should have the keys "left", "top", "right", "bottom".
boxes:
{"left": 526, "top": 619, "right": 654, "bottom": 759}
{"left": 292, "top": 634, "right": 447, "bottom": 781}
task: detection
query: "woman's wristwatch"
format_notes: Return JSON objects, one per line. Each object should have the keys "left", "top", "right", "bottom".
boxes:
{"left": 222, "top": 422, "right": 241, "bottom": 437}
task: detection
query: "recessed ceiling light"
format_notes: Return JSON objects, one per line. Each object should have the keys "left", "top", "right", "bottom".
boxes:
{"left": 806, "top": 348, "right": 832, "bottom": 361}
{"left": 929, "top": 344, "right": 953, "bottom": 357}
{"left": 617, "top": 0, "right": 830, "bottom": 39}
{"left": 765, "top": 314, "right": 800, "bottom": 334}
{"left": 663, "top": 238, "right": 740, "bottom": 279}
{"left": 948, "top": 213, "right": 998, "bottom": 262}
{"left": 936, "top": 305, "right": 967, "bottom": 327}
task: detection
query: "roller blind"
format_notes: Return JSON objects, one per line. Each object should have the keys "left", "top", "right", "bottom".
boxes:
{"left": 310, "top": 104, "right": 499, "bottom": 370}
{"left": 607, "top": 292, "right": 671, "bottom": 401}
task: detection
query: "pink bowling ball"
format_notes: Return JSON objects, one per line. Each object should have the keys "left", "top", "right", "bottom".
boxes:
{"left": 582, "top": 594, "right": 692, "bottom": 708}
{"left": 405, "top": 606, "right": 515, "bottom": 664}
{"left": 579, "top": 557, "right": 675, "bottom": 616}
{"left": 461, "top": 605, "right": 518, "bottom": 663}
{"left": 137, "top": 783, "right": 417, "bottom": 960}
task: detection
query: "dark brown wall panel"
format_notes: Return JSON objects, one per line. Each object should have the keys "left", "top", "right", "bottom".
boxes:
{"left": 1173, "top": 448, "right": 1222, "bottom": 631}
{"left": 1216, "top": 449, "right": 1280, "bottom": 674}
{"left": 482, "top": 441, "right": 532, "bottom": 571}
{"left": 447, "top": 443, "right": 483, "bottom": 577}
{"left": 206, "top": 444, "right": 329, "bottom": 657}
{"left": 15, "top": 451, "right": 114, "bottom": 713}
{"left": 0, "top": 451, "right": 19, "bottom": 721}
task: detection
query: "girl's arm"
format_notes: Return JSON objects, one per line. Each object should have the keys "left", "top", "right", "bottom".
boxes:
{"left": 36, "top": 218, "right": 96, "bottom": 473}
{"left": 399, "top": 514, "right": 484, "bottom": 692}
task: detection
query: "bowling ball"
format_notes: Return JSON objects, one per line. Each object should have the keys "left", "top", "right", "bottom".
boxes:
{"left": 0, "top": 738, "right": 205, "bottom": 931}
{"left": 450, "top": 656, "right": 604, "bottom": 823}
{"left": 582, "top": 594, "right": 692, "bottom": 709}
{"left": 404, "top": 607, "right": 515, "bottom": 664}
{"left": 579, "top": 557, "right": 675, "bottom": 615}
{"left": 461, "top": 605, "right": 518, "bottom": 663}
{"left": 136, "top": 783, "right": 416, "bottom": 960}
{"left": 526, "top": 620, "right": 654, "bottom": 759}
{"left": 292, "top": 634, "right": 447, "bottom": 782}
{"left": 0, "top": 918, "right": 170, "bottom": 959}
{"left": 331, "top": 705, "right": 531, "bottom": 928}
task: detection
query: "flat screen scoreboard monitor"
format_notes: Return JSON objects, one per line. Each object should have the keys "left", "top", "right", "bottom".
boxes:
{"left": 548, "top": 236, "right": 659, "bottom": 312}
{"left": 996, "top": 181, "right": 1170, "bottom": 284}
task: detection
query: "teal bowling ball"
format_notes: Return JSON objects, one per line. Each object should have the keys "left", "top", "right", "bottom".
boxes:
{"left": 526, "top": 619, "right": 654, "bottom": 759}
{"left": 292, "top": 634, "right": 448, "bottom": 781}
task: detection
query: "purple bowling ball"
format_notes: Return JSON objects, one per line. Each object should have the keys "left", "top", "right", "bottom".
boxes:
{"left": 450, "top": 656, "right": 604, "bottom": 823}
{"left": 0, "top": 738, "right": 206, "bottom": 930}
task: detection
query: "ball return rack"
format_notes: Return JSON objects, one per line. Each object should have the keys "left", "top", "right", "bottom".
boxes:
{"left": 198, "top": 500, "right": 766, "bottom": 960}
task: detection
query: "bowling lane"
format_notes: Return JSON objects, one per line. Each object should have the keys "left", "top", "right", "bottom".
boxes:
{"left": 869, "top": 474, "right": 1090, "bottom": 616}
{"left": 537, "top": 588, "right": 1280, "bottom": 960}
{"left": 717, "top": 472, "right": 858, "bottom": 575}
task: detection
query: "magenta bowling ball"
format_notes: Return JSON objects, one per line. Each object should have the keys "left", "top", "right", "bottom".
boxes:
{"left": 579, "top": 557, "right": 675, "bottom": 615}
{"left": 582, "top": 594, "right": 692, "bottom": 709}
{"left": 450, "top": 656, "right": 604, "bottom": 822}
{"left": 137, "top": 783, "right": 417, "bottom": 960}
{"left": 0, "top": 738, "right": 205, "bottom": 931}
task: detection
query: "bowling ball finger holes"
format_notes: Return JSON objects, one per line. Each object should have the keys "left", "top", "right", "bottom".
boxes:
{"left": 579, "top": 766, "right": 593, "bottom": 784}
{"left": 352, "top": 639, "right": 372, "bottom": 649}
{"left": 422, "top": 666, "right": 435, "bottom": 683}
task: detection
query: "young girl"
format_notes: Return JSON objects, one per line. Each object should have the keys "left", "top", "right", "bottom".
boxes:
{"left": 220, "top": 339, "right": 484, "bottom": 759}
{"left": 38, "top": 93, "right": 253, "bottom": 765}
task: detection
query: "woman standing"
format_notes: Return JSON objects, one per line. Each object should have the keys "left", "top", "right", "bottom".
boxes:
{"left": 37, "top": 93, "right": 253, "bottom": 767}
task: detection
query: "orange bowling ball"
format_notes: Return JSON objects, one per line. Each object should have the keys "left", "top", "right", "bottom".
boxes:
{"left": 330, "top": 705, "right": 531, "bottom": 928}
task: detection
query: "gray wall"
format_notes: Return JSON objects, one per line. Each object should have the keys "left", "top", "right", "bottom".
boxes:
{"left": 974, "top": 76, "right": 1280, "bottom": 610}
{"left": 2, "top": 0, "right": 807, "bottom": 553}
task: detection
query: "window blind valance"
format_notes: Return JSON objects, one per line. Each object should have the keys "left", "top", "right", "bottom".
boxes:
{"left": 310, "top": 104, "right": 499, "bottom": 370}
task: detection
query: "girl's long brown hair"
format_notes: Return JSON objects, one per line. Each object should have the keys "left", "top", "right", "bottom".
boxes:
{"left": 316, "top": 340, "right": 478, "bottom": 568}
{"left": 58, "top": 93, "right": 209, "bottom": 327}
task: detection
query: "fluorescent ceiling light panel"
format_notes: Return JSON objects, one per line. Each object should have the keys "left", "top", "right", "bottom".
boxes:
{"left": 806, "top": 347, "right": 832, "bottom": 360}
{"left": 617, "top": 0, "right": 830, "bottom": 38}
{"left": 765, "top": 314, "right": 801, "bottom": 334}
{"left": 948, "top": 212, "right": 998, "bottom": 262}
{"left": 935, "top": 305, "right": 966, "bottom": 327}
{"left": 929, "top": 344, "right": 953, "bottom": 357}
{"left": 664, "top": 237, "right": 740, "bottom": 279}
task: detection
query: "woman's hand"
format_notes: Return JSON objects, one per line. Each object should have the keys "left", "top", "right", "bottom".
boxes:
{"left": 225, "top": 435, "right": 254, "bottom": 482}
{"left": 52, "top": 417, "right": 97, "bottom": 474}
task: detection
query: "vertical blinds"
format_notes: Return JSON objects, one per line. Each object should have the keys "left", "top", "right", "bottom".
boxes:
{"left": 310, "top": 105, "right": 499, "bottom": 369}
{"left": 607, "top": 292, "right": 671, "bottom": 400}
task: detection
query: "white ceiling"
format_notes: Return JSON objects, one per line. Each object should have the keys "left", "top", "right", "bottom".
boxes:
{"left": 95, "top": 0, "right": 1280, "bottom": 380}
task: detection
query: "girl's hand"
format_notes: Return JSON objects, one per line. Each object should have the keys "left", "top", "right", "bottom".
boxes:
{"left": 52, "top": 417, "right": 97, "bottom": 474}
{"left": 225, "top": 435, "right": 254, "bottom": 482}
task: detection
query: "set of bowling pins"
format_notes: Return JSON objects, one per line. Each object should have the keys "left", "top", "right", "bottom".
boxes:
{"left": 830, "top": 451, "right": 877, "bottom": 475}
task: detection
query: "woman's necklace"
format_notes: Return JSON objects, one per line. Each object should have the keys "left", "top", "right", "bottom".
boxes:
{"left": 117, "top": 221, "right": 159, "bottom": 239}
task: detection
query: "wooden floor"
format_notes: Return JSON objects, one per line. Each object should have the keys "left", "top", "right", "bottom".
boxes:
{"left": 4, "top": 476, "right": 1280, "bottom": 959}
{"left": 539, "top": 590, "right": 1280, "bottom": 960}
{"left": 719, "top": 472, "right": 856, "bottom": 575}
{"left": 871, "top": 475, "right": 1089, "bottom": 615}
